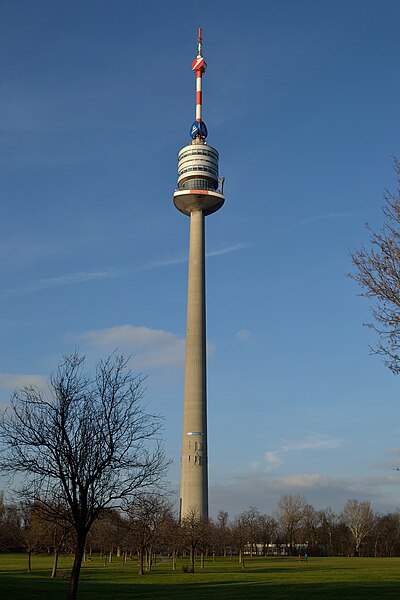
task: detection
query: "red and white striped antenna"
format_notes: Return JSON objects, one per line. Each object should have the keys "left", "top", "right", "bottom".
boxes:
{"left": 191, "top": 27, "right": 207, "bottom": 130}
{"left": 197, "top": 25, "right": 203, "bottom": 57}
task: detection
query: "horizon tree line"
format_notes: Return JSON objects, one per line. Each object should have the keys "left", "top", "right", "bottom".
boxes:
{"left": 1, "top": 491, "right": 400, "bottom": 569}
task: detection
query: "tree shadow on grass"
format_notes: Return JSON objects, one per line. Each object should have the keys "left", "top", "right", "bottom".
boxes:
{"left": 1, "top": 575, "right": 400, "bottom": 600}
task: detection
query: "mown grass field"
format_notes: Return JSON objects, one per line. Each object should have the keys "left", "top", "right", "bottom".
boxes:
{"left": 1, "top": 553, "right": 400, "bottom": 599}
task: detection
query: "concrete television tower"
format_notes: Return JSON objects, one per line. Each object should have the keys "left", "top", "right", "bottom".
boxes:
{"left": 173, "top": 28, "right": 225, "bottom": 521}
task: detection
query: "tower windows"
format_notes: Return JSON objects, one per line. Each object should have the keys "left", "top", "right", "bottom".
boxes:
{"left": 180, "top": 179, "right": 217, "bottom": 191}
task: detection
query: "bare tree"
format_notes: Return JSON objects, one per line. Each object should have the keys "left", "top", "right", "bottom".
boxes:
{"left": 300, "top": 503, "right": 320, "bottom": 550}
{"left": 0, "top": 499, "right": 21, "bottom": 551}
{"left": 341, "top": 499, "right": 375, "bottom": 556}
{"left": 92, "top": 508, "right": 124, "bottom": 564}
{"left": 214, "top": 510, "right": 231, "bottom": 557}
{"left": 277, "top": 494, "right": 306, "bottom": 555}
{"left": 318, "top": 507, "right": 338, "bottom": 555}
{"left": 181, "top": 507, "right": 208, "bottom": 572}
{"left": 231, "top": 512, "right": 251, "bottom": 568}
{"left": 241, "top": 507, "right": 260, "bottom": 557}
{"left": 373, "top": 512, "right": 400, "bottom": 557}
{"left": 350, "top": 158, "right": 400, "bottom": 372}
{"left": 17, "top": 502, "right": 44, "bottom": 573}
{"left": 257, "top": 513, "right": 278, "bottom": 556}
{"left": 125, "top": 492, "right": 172, "bottom": 575}
{"left": 33, "top": 500, "right": 72, "bottom": 578}
{"left": 0, "top": 353, "right": 166, "bottom": 600}
{"left": 196, "top": 515, "right": 212, "bottom": 568}
{"left": 158, "top": 508, "right": 181, "bottom": 570}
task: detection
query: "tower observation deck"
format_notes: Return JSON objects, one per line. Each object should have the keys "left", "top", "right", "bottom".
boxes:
{"left": 173, "top": 28, "right": 224, "bottom": 218}
{"left": 173, "top": 28, "right": 225, "bottom": 521}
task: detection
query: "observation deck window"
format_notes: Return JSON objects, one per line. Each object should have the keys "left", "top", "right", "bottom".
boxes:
{"left": 180, "top": 179, "right": 218, "bottom": 191}
{"left": 178, "top": 165, "right": 219, "bottom": 178}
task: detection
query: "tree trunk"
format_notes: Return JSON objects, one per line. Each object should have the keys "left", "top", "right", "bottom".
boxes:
{"left": 172, "top": 550, "right": 176, "bottom": 571}
{"left": 51, "top": 548, "right": 59, "bottom": 578}
{"left": 68, "top": 539, "right": 86, "bottom": 600}
{"left": 138, "top": 546, "right": 144, "bottom": 576}
{"left": 190, "top": 545, "right": 195, "bottom": 572}
{"left": 355, "top": 541, "right": 360, "bottom": 557}
{"left": 200, "top": 552, "right": 204, "bottom": 569}
{"left": 27, "top": 550, "right": 32, "bottom": 574}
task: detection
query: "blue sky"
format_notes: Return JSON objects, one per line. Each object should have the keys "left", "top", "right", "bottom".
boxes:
{"left": 1, "top": 0, "right": 400, "bottom": 518}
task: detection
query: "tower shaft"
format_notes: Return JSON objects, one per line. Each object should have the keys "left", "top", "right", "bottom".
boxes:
{"left": 180, "top": 208, "right": 208, "bottom": 519}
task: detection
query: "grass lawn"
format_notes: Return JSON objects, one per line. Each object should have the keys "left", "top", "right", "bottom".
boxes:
{"left": 1, "top": 553, "right": 400, "bottom": 599}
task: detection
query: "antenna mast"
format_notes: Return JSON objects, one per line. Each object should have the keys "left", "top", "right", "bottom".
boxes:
{"left": 190, "top": 26, "right": 207, "bottom": 139}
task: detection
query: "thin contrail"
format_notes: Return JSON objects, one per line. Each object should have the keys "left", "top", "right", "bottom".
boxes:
{"left": 266, "top": 213, "right": 353, "bottom": 238}
{"left": 0, "top": 270, "right": 121, "bottom": 298}
{"left": 144, "top": 242, "right": 250, "bottom": 269}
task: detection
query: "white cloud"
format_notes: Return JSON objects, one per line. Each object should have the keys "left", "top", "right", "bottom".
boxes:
{"left": 77, "top": 325, "right": 186, "bottom": 369}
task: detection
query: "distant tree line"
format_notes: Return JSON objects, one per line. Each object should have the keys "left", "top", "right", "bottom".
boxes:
{"left": 1, "top": 491, "right": 400, "bottom": 573}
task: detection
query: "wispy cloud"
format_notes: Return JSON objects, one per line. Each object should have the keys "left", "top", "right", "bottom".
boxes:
{"left": 0, "top": 373, "right": 48, "bottom": 392}
{"left": 0, "top": 235, "right": 65, "bottom": 273}
{"left": 235, "top": 329, "right": 252, "bottom": 342}
{"left": 280, "top": 433, "right": 343, "bottom": 452}
{"left": 266, "top": 213, "right": 353, "bottom": 239}
{"left": 279, "top": 473, "right": 332, "bottom": 488}
{"left": 143, "top": 243, "right": 250, "bottom": 270}
{"left": 265, "top": 451, "right": 283, "bottom": 469}
{"left": 264, "top": 432, "right": 343, "bottom": 471}
{"left": 0, "top": 269, "right": 121, "bottom": 298}
{"left": 143, "top": 255, "right": 187, "bottom": 269}
{"left": 209, "top": 470, "right": 400, "bottom": 516}
{"left": 206, "top": 243, "right": 250, "bottom": 258}
{"left": 375, "top": 447, "right": 400, "bottom": 470}
{"left": 76, "top": 325, "right": 186, "bottom": 370}
{"left": 0, "top": 242, "right": 249, "bottom": 298}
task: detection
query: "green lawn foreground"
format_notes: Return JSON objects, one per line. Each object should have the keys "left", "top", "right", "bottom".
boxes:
{"left": 1, "top": 554, "right": 400, "bottom": 600}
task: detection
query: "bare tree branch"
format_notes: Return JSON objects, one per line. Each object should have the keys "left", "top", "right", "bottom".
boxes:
{"left": 350, "top": 158, "right": 400, "bottom": 373}
{"left": 0, "top": 352, "right": 168, "bottom": 600}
